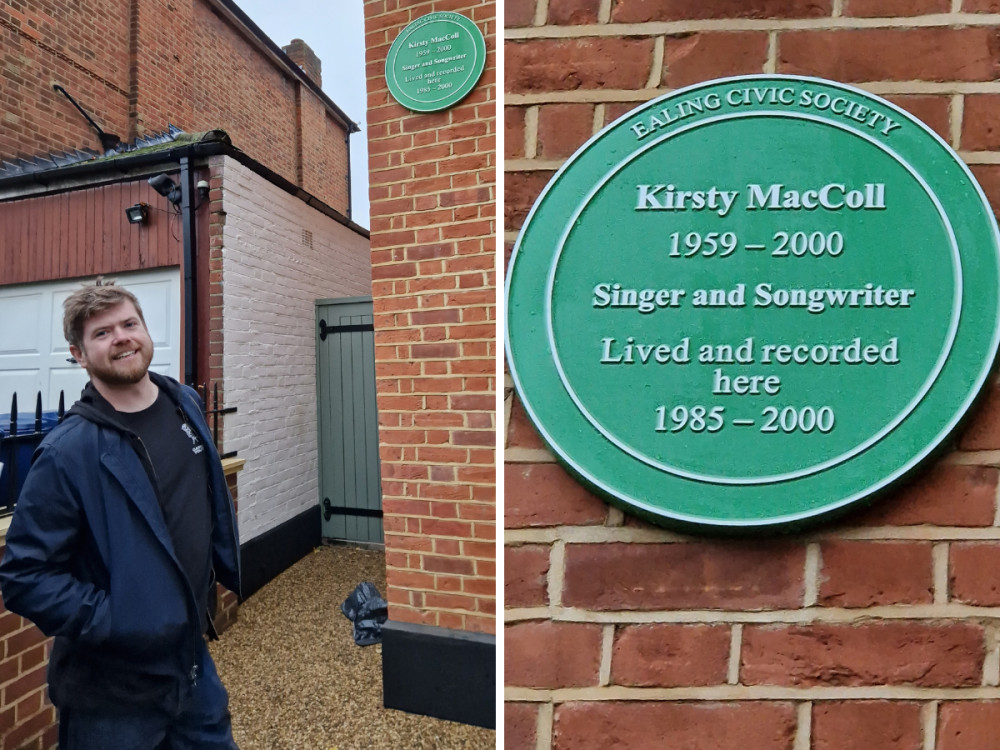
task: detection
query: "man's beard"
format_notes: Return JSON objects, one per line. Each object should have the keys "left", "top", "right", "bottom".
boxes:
{"left": 87, "top": 344, "right": 153, "bottom": 386}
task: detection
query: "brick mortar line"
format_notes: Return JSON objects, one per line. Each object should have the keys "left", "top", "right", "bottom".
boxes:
{"left": 598, "top": 0, "right": 613, "bottom": 24}
{"left": 646, "top": 36, "right": 664, "bottom": 90}
{"left": 383, "top": 488, "right": 496, "bottom": 496}
{"left": 945, "top": 450, "right": 1000, "bottom": 466}
{"left": 374, "top": 324, "right": 498, "bottom": 331}
{"left": 504, "top": 526, "right": 1000, "bottom": 543}
{"left": 504, "top": 685, "right": 1000, "bottom": 702}
{"left": 379, "top": 406, "right": 495, "bottom": 412}
{"left": 504, "top": 14, "right": 1000, "bottom": 40}
{"left": 376, "top": 352, "right": 498, "bottom": 359}
{"left": 374, "top": 314, "right": 497, "bottom": 321}
{"left": 983, "top": 624, "right": 1000, "bottom": 686}
{"left": 504, "top": 81, "right": 1000, "bottom": 106}
{"left": 386, "top": 578, "right": 498, "bottom": 590}
{"left": 376, "top": 389, "right": 498, "bottom": 396}
{"left": 525, "top": 105, "right": 540, "bottom": 158}
{"left": 380, "top": 443, "right": 496, "bottom": 450}
{"left": 923, "top": 700, "right": 938, "bottom": 750}
{"left": 934, "top": 543, "right": 950, "bottom": 606}
{"left": 550, "top": 540, "right": 566, "bottom": 608}
{"left": 387, "top": 533, "right": 496, "bottom": 545}
{"left": 387, "top": 558, "right": 496, "bottom": 568}
{"left": 794, "top": 702, "right": 811, "bottom": 750}
{"left": 506, "top": 150, "right": 1000, "bottom": 172}
{"left": 393, "top": 604, "right": 493, "bottom": 619}
{"left": 368, "top": 172, "right": 497, "bottom": 183}
{"left": 370, "top": 227, "right": 496, "bottom": 238}
{"left": 368, "top": 131, "right": 497, "bottom": 145}
{"left": 727, "top": 624, "right": 742, "bottom": 685}
{"left": 504, "top": 447, "right": 558, "bottom": 462}
{"left": 599, "top": 624, "right": 614, "bottom": 686}
{"left": 387, "top": 575, "right": 497, "bottom": 588}
{"left": 503, "top": 385, "right": 514, "bottom": 445}
{"left": 536, "top": 703, "right": 554, "bottom": 750}
{"left": 534, "top": 0, "right": 549, "bottom": 27}
{"left": 504, "top": 604, "right": 1000, "bottom": 623}
{"left": 370, "top": 154, "right": 498, "bottom": 168}
{"left": 386, "top": 580, "right": 497, "bottom": 595}
{"left": 951, "top": 93, "right": 964, "bottom": 149}
{"left": 503, "top": 446, "right": 1000, "bottom": 466}
{"left": 804, "top": 544, "right": 820, "bottom": 607}
{"left": 377, "top": 402, "right": 498, "bottom": 408}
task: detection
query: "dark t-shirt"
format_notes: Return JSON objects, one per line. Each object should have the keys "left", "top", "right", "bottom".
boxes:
{"left": 116, "top": 388, "right": 213, "bottom": 632}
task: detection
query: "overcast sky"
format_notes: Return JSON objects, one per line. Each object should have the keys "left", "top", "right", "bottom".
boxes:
{"left": 233, "top": 0, "right": 371, "bottom": 229}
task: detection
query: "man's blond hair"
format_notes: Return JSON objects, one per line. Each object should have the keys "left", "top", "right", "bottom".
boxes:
{"left": 63, "top": 278, "right": 146, "bottom": 351}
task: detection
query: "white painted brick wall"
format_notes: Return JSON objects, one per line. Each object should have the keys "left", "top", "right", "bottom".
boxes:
{"left": 220, "top": 158, "right": 371, "bottom": 542}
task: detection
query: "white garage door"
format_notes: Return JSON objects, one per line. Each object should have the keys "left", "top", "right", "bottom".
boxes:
{"left": 0, "top": 269, "right": 182, "bottom": 414}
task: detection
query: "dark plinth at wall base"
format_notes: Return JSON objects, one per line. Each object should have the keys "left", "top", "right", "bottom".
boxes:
{"left": 381, "top": 619, "right": 496, "bottom": 729}
{"left": 239, "top": 505, "right": 320, "bottom": 598}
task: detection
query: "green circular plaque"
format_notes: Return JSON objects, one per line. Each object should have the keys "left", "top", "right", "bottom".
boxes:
{"left": 506, "top": 75, "right": 1000, "bottom": 532}
{"left": 384, "top": 12, "right": 486, "bottom": 113}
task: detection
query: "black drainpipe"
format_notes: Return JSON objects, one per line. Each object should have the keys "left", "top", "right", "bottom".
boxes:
{"left": 179, "top": 156, "right": 198, "bottom": 386}
{"left": 345, "top": 129, "right": 352, "bottom": 221}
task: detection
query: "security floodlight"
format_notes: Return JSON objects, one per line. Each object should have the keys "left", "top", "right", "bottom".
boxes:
{"left": 125, "top": 203, "right": 148, "bottom": 224}
{"left": 148, "top": 173, "right": 182, "bottom": 205}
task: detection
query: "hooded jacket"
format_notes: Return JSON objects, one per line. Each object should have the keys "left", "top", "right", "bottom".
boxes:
{"left": 0, "top": 372, "right": 240, "bottom": 714}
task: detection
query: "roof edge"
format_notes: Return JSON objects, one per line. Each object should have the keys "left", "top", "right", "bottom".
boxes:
{"left": 207, "top": 0, "right": 361, "bottom": 134}
{"left": 0, "top": 141, "right": 370, "bottom": 239}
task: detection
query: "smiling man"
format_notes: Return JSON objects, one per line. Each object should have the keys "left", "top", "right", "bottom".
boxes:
{"left": 0, "top": 279, "right": 241, "bottom": 750}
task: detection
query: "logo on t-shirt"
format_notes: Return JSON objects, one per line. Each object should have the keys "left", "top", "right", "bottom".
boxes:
{"left": 180, "top": 422, "right": 205, "bottom": 454}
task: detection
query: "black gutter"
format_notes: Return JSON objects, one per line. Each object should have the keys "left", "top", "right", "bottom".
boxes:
{"left": 345, "top": 129, "right": 352, "bottom": 221}
{"left": 179, "top": 156, "right": 198, "bottom": 385}
{"left": 0, "top": 140, "right": 370, "bottom": 238}
{"left": 213, "top": 0, "right": 360, "bottom": 135}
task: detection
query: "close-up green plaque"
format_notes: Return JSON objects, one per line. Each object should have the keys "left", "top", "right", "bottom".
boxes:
{"left": 384, "top": 11, "right": 486, "bottom": 113}
{"left": 505, "top": 74, "right": 1000, "bottom": 532}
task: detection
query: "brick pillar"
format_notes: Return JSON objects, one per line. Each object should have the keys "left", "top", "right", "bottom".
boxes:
{"left": 364, "top": 0, "right": 496, "bottom": 636}
{"left": 364, "top": 0, "right": 496, "bottom": 728}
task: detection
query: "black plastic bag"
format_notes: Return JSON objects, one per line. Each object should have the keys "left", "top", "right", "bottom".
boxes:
{"left": 340, "top": 581, "right": 388, "bottom": 646}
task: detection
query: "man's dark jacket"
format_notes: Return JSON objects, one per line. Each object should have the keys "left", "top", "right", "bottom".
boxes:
{"left": 0, "top": 372, "right": 241, "bottom": 714}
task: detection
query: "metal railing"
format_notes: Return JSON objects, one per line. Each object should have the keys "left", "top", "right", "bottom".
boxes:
{"left": 194, "top": 381, "right": 238, "bottom": 459}
{"left": 1, "top": 391, "right": 66, "bottom": 517}
{"left": 1, "top": 382, "right": 236, "bottom": 517}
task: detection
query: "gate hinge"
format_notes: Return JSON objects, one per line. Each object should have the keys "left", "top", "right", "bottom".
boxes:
{"left": 318, "top": 319, "right": 375, "bottom": 341}
{"left": 323, "top": 497, "right": 383, "bottom": 521}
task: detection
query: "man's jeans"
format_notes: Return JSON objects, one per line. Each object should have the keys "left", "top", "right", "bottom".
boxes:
{"left": 58, "top": 639, "right": 238, "bottom": 750}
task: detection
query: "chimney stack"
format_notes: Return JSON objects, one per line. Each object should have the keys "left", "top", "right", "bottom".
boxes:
{"left": 283, "top": 39, "right": 322, "bottom": 87}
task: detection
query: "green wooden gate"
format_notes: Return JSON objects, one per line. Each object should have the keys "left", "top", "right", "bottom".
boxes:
{"left": 316, "top": 297, "right": 383, "bottom": 545}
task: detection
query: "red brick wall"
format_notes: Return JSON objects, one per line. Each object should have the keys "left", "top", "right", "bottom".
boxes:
{"left": 0, "top": 580, "right": 56, "bottom": 750}
{"left": 364, "top": 0, "right": 496, "bottom": 635}
{"left": 505, "top": 3, "right": 1000, "bottom": 747}
{"left": 0, "top": 0, "right": 131, "bottom": 160}
{"left": 298, "top": 95, "right": 351, "bottom": 212}
{"left": 0, "top": 0, "right": 350, "bottom": 213}
{"left": 133, "top": 0, "right": 195, "bottom": 138}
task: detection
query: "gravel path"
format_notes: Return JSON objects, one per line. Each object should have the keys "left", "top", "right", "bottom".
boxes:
{"left": 209, "top": 545, "right": 496, "bottom": 750}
